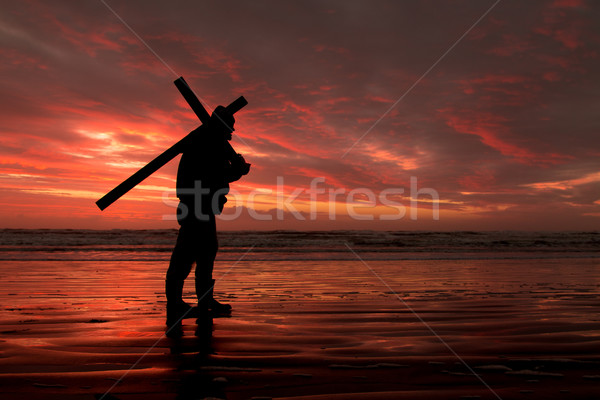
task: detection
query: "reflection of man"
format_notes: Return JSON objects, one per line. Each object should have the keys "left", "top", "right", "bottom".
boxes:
{"left": 166, "top": 106, "right": 250, "bottom": 329}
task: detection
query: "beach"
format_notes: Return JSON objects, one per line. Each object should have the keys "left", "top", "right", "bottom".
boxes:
{"left": 0, "top": 230, "right": 599, "bottom": 399}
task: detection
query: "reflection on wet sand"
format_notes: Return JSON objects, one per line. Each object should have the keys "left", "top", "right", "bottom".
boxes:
{"left": 0, "top": 258, "right": 599, "bottom": 399}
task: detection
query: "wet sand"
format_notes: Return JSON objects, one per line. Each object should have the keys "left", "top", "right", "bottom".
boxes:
{"left": 1, "top": 258, "right": 599, "bottom": 399}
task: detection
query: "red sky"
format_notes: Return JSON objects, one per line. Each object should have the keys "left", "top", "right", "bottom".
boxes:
{"left": 0, "top": 0, "right": 599, "bottom": 230}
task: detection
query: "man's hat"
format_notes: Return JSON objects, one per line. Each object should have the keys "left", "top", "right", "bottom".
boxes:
{"left": 211, "top": 105, "right": 235, "bottom": 127}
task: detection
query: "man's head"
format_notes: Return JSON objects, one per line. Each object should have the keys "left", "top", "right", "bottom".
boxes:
{"left": 211, "top": 106, "right": 235, "bottom": 140}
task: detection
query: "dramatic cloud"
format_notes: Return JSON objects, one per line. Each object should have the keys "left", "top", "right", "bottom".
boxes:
{"left": 0, "top": 0, "right": 598, "bottom": 230}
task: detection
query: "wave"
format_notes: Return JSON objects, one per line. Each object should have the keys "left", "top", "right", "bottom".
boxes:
{"left": 0, "top": 229, "right": 598, "bottom": 261}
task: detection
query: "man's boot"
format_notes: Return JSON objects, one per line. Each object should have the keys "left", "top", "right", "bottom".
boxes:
{"left": 165, "top": 279, "right": 192, "bottom": 329}
{"left": 196, "top": 278, "right": 232, "bottom": 315}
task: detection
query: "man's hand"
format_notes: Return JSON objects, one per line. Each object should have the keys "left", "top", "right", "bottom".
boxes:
{"left": 232, "top": 154, "right": 251, "bottom": 176}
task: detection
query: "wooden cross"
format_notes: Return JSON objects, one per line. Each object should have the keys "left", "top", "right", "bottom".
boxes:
{"left": 95, "top": 77, "right": 247, "bottom": 210}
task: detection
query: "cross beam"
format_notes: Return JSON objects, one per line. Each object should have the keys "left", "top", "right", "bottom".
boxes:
{"left": 95, "top": 77, "right": 247, "bottom": 211}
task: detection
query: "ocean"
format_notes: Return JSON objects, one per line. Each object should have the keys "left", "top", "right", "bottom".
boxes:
{"left": 1, "top": 229, "right": 600, "bottom": 399}
{"left": 0, "top": 229, "right": 598, "bottom": 261}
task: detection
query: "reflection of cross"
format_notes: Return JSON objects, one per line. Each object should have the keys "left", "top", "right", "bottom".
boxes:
{"left": 96, "top": 77, "right": 247, "bottom": 210}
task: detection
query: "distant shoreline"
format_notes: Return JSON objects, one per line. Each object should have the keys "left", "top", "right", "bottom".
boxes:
{"left": 1, "top": 228, "right": 599, "bottom": 233}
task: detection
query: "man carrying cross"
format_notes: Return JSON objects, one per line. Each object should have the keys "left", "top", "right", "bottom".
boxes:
{"left": 95, "top": 77, "right": 249, "bottom": 331}
{"left": 165, "top": 106, "right": 250, "bottom": 327}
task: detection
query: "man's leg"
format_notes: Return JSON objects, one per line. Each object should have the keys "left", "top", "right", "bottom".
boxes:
{"left": 166, "top": 223, "right": 196, "bottom": 327}
{"left": 194, "top": 215, "right": 231, "bottom": 314}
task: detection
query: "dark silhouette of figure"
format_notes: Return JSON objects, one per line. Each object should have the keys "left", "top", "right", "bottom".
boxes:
{"left": 166, "top": 106, "right": 250, "bottom": 331}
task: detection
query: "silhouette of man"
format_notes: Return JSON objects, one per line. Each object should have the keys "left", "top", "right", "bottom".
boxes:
{"left": 166, "top": 106, "right": 249, "bottom": 328}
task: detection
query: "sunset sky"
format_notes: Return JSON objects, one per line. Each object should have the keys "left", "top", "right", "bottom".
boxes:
{"left": 1, "top": 0, "right": 599, "bottom": 230}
